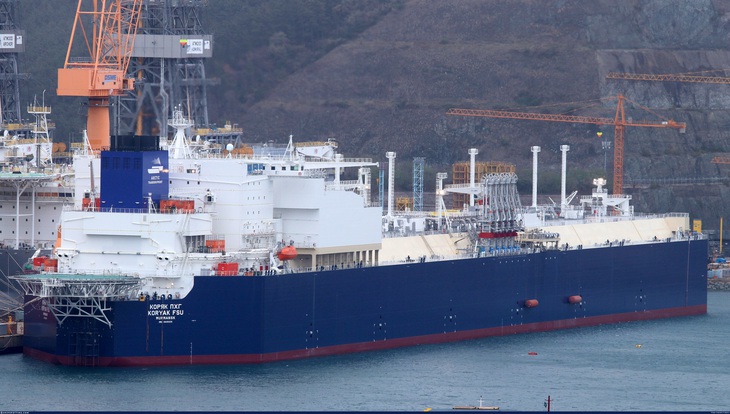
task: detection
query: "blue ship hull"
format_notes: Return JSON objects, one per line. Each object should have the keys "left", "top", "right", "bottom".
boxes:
{"left": 22, "top": 239, "right": 708, "bottom": 366}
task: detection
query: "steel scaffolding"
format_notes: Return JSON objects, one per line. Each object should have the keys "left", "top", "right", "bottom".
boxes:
{"left": 0, "top": 0, "right": 27, "bottom": 126}
{"left": 413, "top": 157, "right": 424, "bottom": 212}
{"left": 116, "top": 0, "right": 215, "bottom": 139}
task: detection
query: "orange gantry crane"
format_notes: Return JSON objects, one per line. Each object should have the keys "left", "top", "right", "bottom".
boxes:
{"left": 446, "top": 94, "right": 686, "bottom": 195}
{"left": 57, "top": 0, "right": 143, "bottom": 151}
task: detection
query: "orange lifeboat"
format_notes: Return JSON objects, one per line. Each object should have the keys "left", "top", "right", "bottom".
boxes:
{"left": 568, "top": 295, "right": 583, "bottom": 304}
{"left": 277, "top": 245, "right": 298, "bottom": 261}
{"left": 524, "top": 299, "right": 539, "bottom": 308}
{"left": 32, "top": 256, "right": 48, "bottom": 267}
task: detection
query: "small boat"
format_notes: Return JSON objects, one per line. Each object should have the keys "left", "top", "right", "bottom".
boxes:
{"left": 453, "top": 397, "right": 499, "bottom": 410}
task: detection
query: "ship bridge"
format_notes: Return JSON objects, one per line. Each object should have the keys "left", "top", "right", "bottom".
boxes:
{"left": 10, "top": 273, "right": 140, "bottom": 327}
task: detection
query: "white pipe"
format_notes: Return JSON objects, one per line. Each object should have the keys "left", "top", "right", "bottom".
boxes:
{"left": 560, "top": 145, "right": 570, "bottom": 208}
{"left": 531, "top": 146, "right": 540, "bottom": 208}
{"left": 334, "top": 153, "right": 342, "bottom": 189}
{"left": 386, "top": 152, "right": 396, "bottom": 218}
{"left": 436, "top": 172, "right": 448, "bottom": 223}
{"left": 468, "top": 148, "right": 478, "bottom": 207}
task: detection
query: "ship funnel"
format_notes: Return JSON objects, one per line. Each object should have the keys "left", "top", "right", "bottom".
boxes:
{"left": 531, "top": 146, "right": 540, "bottom": 207}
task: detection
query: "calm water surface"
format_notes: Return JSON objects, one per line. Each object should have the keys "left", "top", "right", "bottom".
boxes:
{"left": 2, "top": 292, "right": 729, "bottom": 412}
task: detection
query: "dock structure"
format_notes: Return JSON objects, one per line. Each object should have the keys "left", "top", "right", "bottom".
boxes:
{"left": 0, "top": 321, "right": 23, "bottom": 354}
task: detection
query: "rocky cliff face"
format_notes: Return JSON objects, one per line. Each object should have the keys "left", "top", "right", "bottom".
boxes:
{"left": 225, "top": 0, "right": 730, "bottom": 231}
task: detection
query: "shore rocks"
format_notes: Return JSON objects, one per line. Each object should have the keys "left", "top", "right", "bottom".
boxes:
{"left": 708, "top": 278, "right": 730, "bottom": 291}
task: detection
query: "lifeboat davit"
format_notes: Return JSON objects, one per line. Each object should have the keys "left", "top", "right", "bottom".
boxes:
{"left": 524, "top": 299, "right": 539, "bottom": 308}
{"left": 568, "top": 295, "right": 583, "bottom": 304}
{"left": 277, "top": 245, "right": 298, "bottom": 261}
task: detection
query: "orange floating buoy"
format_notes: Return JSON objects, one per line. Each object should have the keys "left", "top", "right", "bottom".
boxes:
{"left": 524, "top": 299, "right": 539, "bottom": 308}
{"left": 568, "top": 295, "right": 583, "bottom": 304}
{"left": 528, "top": 351, "right": 538, "bottom": 356}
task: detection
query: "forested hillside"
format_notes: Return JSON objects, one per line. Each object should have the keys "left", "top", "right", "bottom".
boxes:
{"left": 13, "top": 0, "right": 730, "bottom": 230}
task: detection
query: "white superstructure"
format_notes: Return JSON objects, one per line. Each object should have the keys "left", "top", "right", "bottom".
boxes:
{"left": 52, "top": 118, "right": 382, "bottom": 302}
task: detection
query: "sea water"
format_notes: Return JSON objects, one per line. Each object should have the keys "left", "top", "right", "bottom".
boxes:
{"left": 2, "top": 292, "right": 729, "bottom": 412}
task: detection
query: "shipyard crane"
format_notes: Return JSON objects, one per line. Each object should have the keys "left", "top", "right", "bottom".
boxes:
{"left": 609, "top": 71, "right": 730, "bottom": 172}
{"left": 57, "top": 0, "right": 143, "bottom": 151}
{"left": 711, "top": 156, "right": 730, "bottom": 165}
{"left": 446, "top": 94, "right": 686, "bottom": 195}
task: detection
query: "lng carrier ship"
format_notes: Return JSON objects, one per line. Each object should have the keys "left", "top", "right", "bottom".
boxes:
{"left": 12, "top": 110, "right": 707, "bottom": 366}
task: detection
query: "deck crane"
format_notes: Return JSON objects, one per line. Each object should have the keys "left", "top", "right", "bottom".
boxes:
{"left": 446, "top": 94, "right": 686, "bottom": 195}
{"left": 57, "top": 0, "right": 143, "bottom": 151}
